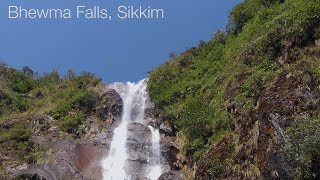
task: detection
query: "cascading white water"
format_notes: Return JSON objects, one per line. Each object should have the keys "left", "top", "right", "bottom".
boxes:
{"left": 101, "top": 79, "right": 162, "bottom": 180}
{"left": 147, "top": 126, "right": 162, "bottom": 180}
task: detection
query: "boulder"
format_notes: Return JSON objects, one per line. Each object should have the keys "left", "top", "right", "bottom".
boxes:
{"left": 16, "top": 162, "right": 84, "bottom": 180}
{"left": 15, "top": 173, "right": 46, "bottom": 180}
{"left": 107, "top": 82, "right": 128, "bottom": 98}
{"left": 2, "top": 118, "right": 20, "bottom": 129}
{"left": 160, "top": 141, "right": 179, "bottom": 166}
{"left": 15, "top": 142, "right": 105, "bottom": 180}
{"left": 127, "top": 122, "right": 152, "bottom": 144}
{"left": 32, "top": 115, "right": 53, "bottom": 125}
{"left": 159, "top": 123, "right": 174, "bottom": 136}
{"left": 95, "top": 89, "right": 123, "bottom": 121}
{"left": 158, "top": 171, "right": 185, "bottom": 180}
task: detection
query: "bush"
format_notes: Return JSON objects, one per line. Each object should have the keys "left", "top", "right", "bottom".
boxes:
{"left": 227, "top": 0, "right": 263, "bottom": 34}
{"left": 285, "top": 116, "right": 320, "bottom": 179}
{"left": 13, "top": 97, "right": 30, "bottom": 112}
{"left": 186, "top": 137, "right": 206, "bottom": 161}
{"left": 52, "top": 103, "right": 72, "bottom": 119}
{"left": 70, "top": 91, "right": 97, "bottom": 113}
{"left": 58, "top": 114, "right": 84, "bottom": 135}
{"left": 207, "top": 158, "right": 226, "bottom": 178}
{"left": 42, "top": 69, "right": 61, "bottom": 84}
{"left": 74, "top": 72, "right": 101, "bottom": 89}
{"left": 0, "top": 122, "right": 34, "bottom": 162}
{"left": 0, "top": 90, "right": 12, "bottom": 115}
{"left": 10, "top": 71, "right": 35, "bottom": 94}
{"left": 52, "top": 90, "right": 97, "bottom": 119}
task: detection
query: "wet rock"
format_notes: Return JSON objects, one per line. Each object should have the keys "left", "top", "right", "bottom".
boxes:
{"left": 160, "top": 141, "right": 179, "bottom": 166}
{"left": 130, "top": 175, "right": 149, "bottom": 180}
{"left": 158, "top": 171, "right": 185, "bottom": 180}
{"left": 72, "top": 143, "right": 104, "bottom": 179}
{"left": 127, "top": 150, "right": 149, "bottom": 162}
{"left": 107, "top": 82, "right": 130, "bottom": 101}
{"left": 127, "top": 122, "right": 152, "bottom": 144}
{"left": 159, "top": 123, "right": 174, "bottom": 136}
{"left": 15, "top": 142, "right": 105, "bottom": 180}
{"left": 124, "top": 160, "right": 148, "bottom": 175}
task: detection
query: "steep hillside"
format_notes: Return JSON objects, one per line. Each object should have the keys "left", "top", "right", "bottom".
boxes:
{"left": 148, "top": 0, "right": 320, "bottom": 179}
{"left": 0, "top": 64, "right": 117, "bottom": 178}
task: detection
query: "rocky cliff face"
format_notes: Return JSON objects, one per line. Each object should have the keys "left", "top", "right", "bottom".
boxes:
{"left": 195, "top": 69, "right": 320, "bottom": 179}
{"left": 1, "top": 87, "right": 122, "bottom": 179}
{"left": 1, "top": 85, "right": 182, "bottom": 180}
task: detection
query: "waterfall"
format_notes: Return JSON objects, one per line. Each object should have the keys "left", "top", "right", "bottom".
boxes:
{"left": 101, "top": 79, "right": 162, "bottom": 180}
{"left": 147, "top": 126, "right": 162, "bottom": 180}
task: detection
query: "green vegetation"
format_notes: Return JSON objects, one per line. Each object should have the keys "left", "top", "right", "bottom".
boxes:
{"left": 0, "top": 64, "right": 100, "bottom": 124}
{"left": 285, "top": 115, "right": 320, "bottom": 179}
{"left": 0, "top": 64, "right": 101, "bottom": 167}
{"left": 0, "top": 121, "right": 37, "bottom": 164}
{"left": 148, "top": 0, "right": 320, "bottom": 177}
{"left": 58, "top": 114, "right": 85, "bottom": 135}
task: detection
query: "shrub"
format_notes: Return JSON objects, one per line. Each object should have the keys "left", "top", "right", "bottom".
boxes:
{"left": 22, "top": 66, "right": 34, "bottom": 77}
{"left": 10, "top": 71, "right": 35, "bottom": 94}
{"left": 0, "top": 122, "right": 34, "bottom": 161}
{"left": 42, "top": 69, "right": 61, "bottom": 84}
{"left": 227, "top": 0, "right": 262, "bottom": 34}
{"left": 314, "top": 68, "right": 320, "bottom": 77}
{"left": 211, "top": 30, "right": 226, "bottom": 45}
{"left": 52, "top": 90, "right": 97, "bottom": 119}
{"left": 70, "top": 91, "right": 97, "bottom": 113}
{"left": 207, "top": 158, "right": 226, "bottom": 178}
{"left": 0, "top": 90, "right": 12, "bottom": 115}
{"left": 52, "top": 103, "right": 72, "bottom": 119}
{"left": 285, "top": 116, "right": 320, "bottom": 179}
{"left": 58, "top": 114, "right": 84, "bottom": 135}
{"left": 75, "top": 72, "right": 101, "bottom": 89}
{"left": 186, "top": 137, "right": 206, "bottom": 161}
{"left": 13, "top": 97, "right": 30, "bottom": 112}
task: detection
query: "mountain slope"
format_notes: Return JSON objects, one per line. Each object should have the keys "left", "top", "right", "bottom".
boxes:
{"left": 148, "top": 0, "right": 320, "bottom": 179}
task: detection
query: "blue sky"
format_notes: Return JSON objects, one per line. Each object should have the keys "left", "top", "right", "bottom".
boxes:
{"left": 0, "top": 1, "right": 242, "bottom": 83}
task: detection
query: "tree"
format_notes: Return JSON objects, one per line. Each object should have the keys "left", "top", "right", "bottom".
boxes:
{"left": 169, "top": 52, "right": 177, "bottom": 59}
{"left": 64, "top": 69, "right": 76, "bottom": 80}
{"left": 0, "top": 60, "right": 8, "bottom": 68}
{"left": 22, "top": 66, "right": 34, "bottom": 77}
{"left": 211, "top": 30, "right": 226, "bottom": 45}
{"left": 43, "top": 69, "right": 60, "bottom": 83}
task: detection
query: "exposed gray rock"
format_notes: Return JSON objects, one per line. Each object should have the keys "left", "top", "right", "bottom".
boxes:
{"left": 95, "top": 88, "right": 123, "bottom": 121}
{"left": 160, "top": 141, "right": 179, "bottom": 166}
{"left": 32, "top": 114, "right": 53, "bottom": 125}
{"left": 127, "top": 122, "right": 152, "bottom": 144}
{"left": 160, "top": 123, "right": 174, "bottom": 136}
{"left": 47, "top": 126, "right": 60, "bottom": 133}
{"left": 158, "top": 171, "right": 186, "bottom": 180}
{"left": 2, "top": 118, "right": 20, "bottom": 129}
{"left": 8, "top": 81, "right": 180, "bottom": 180}
{"left": 15, "top": 142, "right": 104, "bottom": 180}
{"left": 107, "top": 82, "right": 128, "bottom": 98}
{"left": 16, "top": 162, "right": 83, "bottom": 180}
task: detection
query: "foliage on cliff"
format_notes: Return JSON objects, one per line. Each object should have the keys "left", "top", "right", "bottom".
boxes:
{"left": 0, "top": 64, "right": 101, "bottom": 166}
{"left": 148, "top": 0, "right": 320, "bottom": 178}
